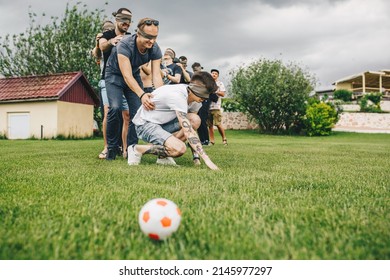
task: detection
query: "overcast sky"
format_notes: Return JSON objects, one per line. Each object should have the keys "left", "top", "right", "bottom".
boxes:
{"left": 1, "top": 0, "right": 389, "bottom": 91}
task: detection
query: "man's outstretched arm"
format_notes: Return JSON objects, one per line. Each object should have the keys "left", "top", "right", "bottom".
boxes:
{"left": 176, "top": 111, "right": 219, "bottom": 170}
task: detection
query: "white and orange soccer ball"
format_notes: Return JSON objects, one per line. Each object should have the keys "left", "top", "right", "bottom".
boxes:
{"left": 138, "top": 198, "right": 182, "bottom": 241}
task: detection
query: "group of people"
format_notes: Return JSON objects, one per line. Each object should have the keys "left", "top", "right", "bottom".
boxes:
{"left": 91, "top": 7, "right": 228, "bottom": 170}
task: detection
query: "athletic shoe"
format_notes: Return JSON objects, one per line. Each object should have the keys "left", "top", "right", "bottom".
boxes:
{"left": 156, "top": 157, "right": 177, "bottom": 166}
{"left": 127, "top": 145, "right": 142, "bottom": 165}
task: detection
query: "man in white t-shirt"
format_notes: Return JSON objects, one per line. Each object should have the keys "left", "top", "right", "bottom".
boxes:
{"left": 208, "top": 69, "right": 227, "bottom": 145}
{"left": 129, "top": 71, "right": 219, "bottom": 170}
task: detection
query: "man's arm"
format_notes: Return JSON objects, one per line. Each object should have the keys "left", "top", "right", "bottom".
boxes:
{"left": 177, "top": 63, "right": 191, "bottom": 83}
{"left": 152, "top": 59, "right": 163, "bottom": 88}
{"left": 118, "top": 53, "right": 155, "bottom": 110}
{"left": 167, "top": 65, "right": 182, "bottom": 84}
{"left": 216, "top": 89, "right": 226, "bottom": 97}
{"left": 176, "top": 111, "right": 219, "bottom": 170}
{"left": 91, "top": 33, "right": 103, "bottom": 59}
{"left": 98, "top": 37, "right": 113, "bottom": 52}
{"left": 167, "top": 73, "right": 181, "bottom": 84}
{"left": 216, "top": 81, "right": 226, "bottom": 97}
{"left": 99, "top": 34, "right": 123, "bottom": 52}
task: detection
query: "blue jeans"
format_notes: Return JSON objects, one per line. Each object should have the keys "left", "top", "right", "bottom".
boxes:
{"left": 99, "top": 80, "right": 129, "bottom": 109}
{"left": 105, "top": 73, "right": 142, "bottom": 150}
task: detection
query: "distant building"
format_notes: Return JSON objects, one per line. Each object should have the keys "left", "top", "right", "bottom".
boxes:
{"left": 333, "top": 69, "right": 390, "bottom": 98}
{"left": 0, "top": 72, "right": 99, "bottom": 139}
{"left": 314, "top": 88, "right": 335, "bottom": 100}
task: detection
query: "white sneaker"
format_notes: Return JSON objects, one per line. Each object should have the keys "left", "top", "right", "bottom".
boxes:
{"left": 127, "top": 145, "right": 142, "bottom": 165}
{"left": 156, "top": 157, "right": 177, "bottom": 166}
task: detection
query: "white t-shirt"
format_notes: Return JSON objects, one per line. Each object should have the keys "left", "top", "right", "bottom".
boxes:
{"left": 133, "top": 84, "right": 189, "bottom": 126}
{"left": 209, "top": 80, "right": 225, "bottom": 110}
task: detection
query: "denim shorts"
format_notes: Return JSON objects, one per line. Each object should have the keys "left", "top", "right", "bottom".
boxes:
{"left": 135, "top": 118, "right": 181, "bottom": 145}
{"left": 99, "top": 79, "right": 129, "bottom": 110}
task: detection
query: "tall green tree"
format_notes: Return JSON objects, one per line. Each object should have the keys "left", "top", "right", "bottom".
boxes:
{"left": 230, "top": 58, "right": 315, "bottom": 134}
{"left": 0, "top": 2, "right": 107, "bottom": 89}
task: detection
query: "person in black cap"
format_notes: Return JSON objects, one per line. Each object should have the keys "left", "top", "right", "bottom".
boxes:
{"left": 208, "top": 69, "right": 228, "bottom": 145}
{"left": 127, "top": 71, "right": 219, "bottom": 170}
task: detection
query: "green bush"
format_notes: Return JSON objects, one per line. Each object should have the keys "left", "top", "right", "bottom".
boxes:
{"left": 366, "top": 92, "right": 382, "bottom": 105}
{"left": 303, "top": 101, "right": 339, "bottom": 136}
{"left": 230, "top": 58, "right": 314, "bottom": 134}
{"left": 333, "top": 89, "right": 352, "bottom": 102}
{"left": 221, "top": 98, "right": 243, "bottom": 112}
{"left": 360, "top": 92, "right": 382, "bottom": 112}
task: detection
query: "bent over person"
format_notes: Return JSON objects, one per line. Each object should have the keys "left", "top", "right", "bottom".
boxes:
{"left": 128, "top": 71, "right": 219, "bottom": 170}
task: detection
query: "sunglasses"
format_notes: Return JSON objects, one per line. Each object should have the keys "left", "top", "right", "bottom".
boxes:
{"left": 143, "top": 19, "right": 159, "bottom": 26}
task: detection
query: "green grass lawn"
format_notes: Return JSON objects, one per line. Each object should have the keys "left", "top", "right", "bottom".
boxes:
{"left": 0, "top": 131, "right": 389, "bottom": 260}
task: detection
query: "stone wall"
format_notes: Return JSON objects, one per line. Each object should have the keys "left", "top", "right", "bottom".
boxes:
{"left": 341, "top": 100, "right": 390, "bottom": 112}
{"left": 335, "top": 100, "right": 390, "bottom": 133}
{"left": 380, "top": 100, "right": 390, "bottom": 112}
{"left": 222, "top": 112, "right": 258, "bottom": 130}
{"left": 221, "top": 111, "right": 390, "bottom": 133}
{"left": 334, "top": 112, "right": 390, "bottom": 133}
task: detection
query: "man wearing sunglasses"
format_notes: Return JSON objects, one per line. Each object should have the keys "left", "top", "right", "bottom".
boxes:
{"left": 127, "top": 71, "right": 219, "bottom": 171}
{"left": 104, "top": 18, "right": 164, "bottom": 160}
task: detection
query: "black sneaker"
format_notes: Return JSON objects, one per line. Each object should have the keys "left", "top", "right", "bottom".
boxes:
{"left": 106, "top": 148, "right": 117, "bottom": 160}
{"left": 201, "top": 140, "right": 210, "bottom": 146}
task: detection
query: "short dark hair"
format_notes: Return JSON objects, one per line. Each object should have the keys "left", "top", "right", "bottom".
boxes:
{"left": 191, "top": 71, "right": 218, "bottom": 94}
{"left": 210, "top": 69, "right": 219, "bottom": 75}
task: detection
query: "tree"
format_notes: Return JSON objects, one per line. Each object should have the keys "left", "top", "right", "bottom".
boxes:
{"left": 0, "top": 2, "right": 107, "bottom": 90}
{"left": 230, "top": 58, "right": 315, "bottom": 134}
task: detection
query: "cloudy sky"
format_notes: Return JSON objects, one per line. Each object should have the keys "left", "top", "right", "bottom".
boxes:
{"left": 1, "top": 0, "right": 389, "bottom": 91}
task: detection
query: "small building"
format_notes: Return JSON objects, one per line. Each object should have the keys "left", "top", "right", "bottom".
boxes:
{"left": 0, "top": 72, "right": 99, "bottom": 139}
{"left": 333, "top": 69, "right": 390, "bottom": 99}
{"left": 314, "top": 88, "right": 335, "bottom": 100}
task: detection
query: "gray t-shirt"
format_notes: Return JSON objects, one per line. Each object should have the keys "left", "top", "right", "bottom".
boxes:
{"left": 105, "top": 33, "right": 162, "bottom": 77}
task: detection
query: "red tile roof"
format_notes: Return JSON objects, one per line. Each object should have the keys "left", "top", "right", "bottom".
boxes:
{"left": 0, "top": 72, "right": 99, "bottom": 105}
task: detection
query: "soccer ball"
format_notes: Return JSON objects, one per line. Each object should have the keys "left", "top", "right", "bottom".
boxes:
{"left": 138, "top": 198, "right": 182, "bottom": 241}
